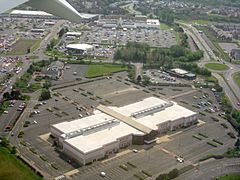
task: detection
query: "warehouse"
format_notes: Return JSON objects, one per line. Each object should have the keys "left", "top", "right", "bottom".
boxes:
{"left": 51, "top": 97, "right": 197, "bottom": 165}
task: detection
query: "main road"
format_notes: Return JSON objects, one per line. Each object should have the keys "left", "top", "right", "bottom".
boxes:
{"left": 180, "top": 22, "right": 240, "bottom": 109}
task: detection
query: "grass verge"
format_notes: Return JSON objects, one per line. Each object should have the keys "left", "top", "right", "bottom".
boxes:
{"left": 0, "top": 147, "right": 42, "bottom": 180}
{"left": 85, "top": 64, "right": 128, "bottom": 78}
{"left": 205, "top": 63, "right": 229, "bottom": 71}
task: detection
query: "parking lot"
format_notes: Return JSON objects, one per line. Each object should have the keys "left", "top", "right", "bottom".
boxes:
{"left": 144, "top": 69, "right": 190, "bottom": 84}
{"left": 17, "top": 73, "right": 237, "bottom": 179}
{"left": 79, "top": 27, "right": 176, "bottom": 48}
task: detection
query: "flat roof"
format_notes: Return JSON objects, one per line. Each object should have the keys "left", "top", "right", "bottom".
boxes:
{"left": 52, "top": 111, "right": 143, "bottom": 153}
{"left": 146, "top": 19, "right": 160, "bottom": 26}
{"left": 52, "top": 97, "right": 196, "bottom": 153}
{"left": 66, "top": 32, "right": 82, "bottom": 36}
{"left": 97, "top": 105, "right": 152, "bottom": 134}
{"left": 11, "top": 10, "right": 53, "bottom": 17}
{"left": 171, "top": 68, "right": 188, "bottom": 75}
{"left": 66, "top": 43, "right": 93, "bottom": 51}
{"left": 111, "top": 97, "right": 197, "bottom": 130}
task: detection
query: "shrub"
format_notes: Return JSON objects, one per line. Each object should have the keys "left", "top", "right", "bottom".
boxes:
{"left": 192, "top": 135, "right": 202, "bottom": 140}
{"left": 213, "top": 139, "right": 223, "bottom": 145}
{"left": 198, "top": 133, "right": 208, "bottom": 138}
{"left": 141, "top": 170, "right": 152, "bottom": 177}
{"left": 207, "top": 141, "right": 218, "bottom": 147}
{"left": 119, "top": 164, "right": 128, "bottom": 171}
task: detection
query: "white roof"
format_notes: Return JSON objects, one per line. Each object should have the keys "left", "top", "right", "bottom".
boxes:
{"left": 171, "top": 68, "right": 188, "bottom": 75}
{"left": 52, "top": 97, "right": 196, "bottom": 154}
{"left": 53, "top": 111, "right": 143, "bottom": 153}
{"left": 110, "top": 97, "right": 197, "bottom": 130}
{"left": 11, "top": 10, "right": 53, "bottom": 16}
{"left": 66, "top": 44, "right": 93, "bottom": 51}
{"left": 146, "top": 19, "right": 160, "bottom": 26}
{"left": 66, "top": 32, "right": 82, "bottom": 36}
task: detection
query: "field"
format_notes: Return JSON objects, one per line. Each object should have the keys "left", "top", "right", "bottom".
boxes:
{"left": 6, "top": 39, "right": 41, "bottom": 55}
{"left": 233, "top": 72, "right": 240, "bottom": 87}
{"left": 85, "top": 64, "right": 128, "bottom": 78}
{"left": 192, "top": 20, "right": 209, "bottom": 25}
{"left": 218, "top": 174, "right": 240, "bottom": 180}
{"left": 205, "top": 63, "right": 229, "bottom": 71}
{"left": 0, "top": 147, "right": 42, "bottom": 180}
{"left": 160, "top": 23, "right": 171, "bottom": 30}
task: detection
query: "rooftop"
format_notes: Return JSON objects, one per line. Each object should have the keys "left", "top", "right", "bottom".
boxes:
{"left": 66, "top": 43, "right": 94, "bottom": 51}
{"left": 11, "top": 10, "right": 53, "bottom": 17}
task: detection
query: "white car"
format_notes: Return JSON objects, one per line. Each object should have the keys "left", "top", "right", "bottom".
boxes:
{"left": 78, "top": 114, "right": 83, "bottom": 118}
{"left": 132, "top": 149, "right": 138, "bottom": 153}
{"left": 177, "top": 157, "right": 184, "bottom": 163}
{"left": 3, "top": 110, "right": 8, "bottom": 114}
{"left": 100, "top": 172, "right": 106, "bottom": 177}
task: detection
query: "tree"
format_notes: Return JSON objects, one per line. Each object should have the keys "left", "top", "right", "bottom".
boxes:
{"left": 10, "top": 89, "right": 21, "bottom": 100}
{"left": 136, "top": 75, "right": 142, "bottom": 84}
{"left": 1, "top": 137, "right": 9, "bottom": 147}
{"left": 3, "top": 92, "right": 11, "bottom": 100}
{"left": 39, "top": 88, "right": 51, "bottom": 101}
{"left": 235, "top": 138, "right": 240, "bottom": 149}
{"left": 11, "top": 146, "right": 17, "bottom": 154}
{"left": 168, "top": 168, "right": 179, "bottom": 179}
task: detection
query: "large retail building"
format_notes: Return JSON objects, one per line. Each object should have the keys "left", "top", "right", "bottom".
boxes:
{"left": 51, "top": 97, "right": 197, "bottom": 165}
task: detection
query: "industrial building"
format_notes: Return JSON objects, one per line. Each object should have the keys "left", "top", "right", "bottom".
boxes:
{"left": 51, "top": 97, "right": 197, "bottom": 165}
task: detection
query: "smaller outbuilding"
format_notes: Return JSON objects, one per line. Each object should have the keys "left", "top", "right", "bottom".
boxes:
{"left": 42, "top": 61, "right": 64, "bottom": 80}
{"left": 231, "top": 49, "right": 240, "bottom": 60}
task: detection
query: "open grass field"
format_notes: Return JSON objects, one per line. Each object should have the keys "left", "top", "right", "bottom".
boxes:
{"left": 6, "top": 39, "right": 41, "bottom": 55}
{"left": 218, "top": 174, "right": 240, "bottom": 180}
{"left": 192, "top": 20, "right": 209, "bottom": 25}
{"left": 233, "top": 72, "right": 240, "bottom": 88}
{"left": 85, "top": 64, "right": 128, "bottom": 78}
{"left": 205, "top": 63, "right": 229, "bottom": 71}
{"left": 0, "top": 147, "right": 42, "bottom": 180}
{"left": 160, "top": 23, "right": 171, "bottom": 30}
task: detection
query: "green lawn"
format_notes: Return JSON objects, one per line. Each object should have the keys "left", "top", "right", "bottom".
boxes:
{"left": 233, "top": 72, "right": 240, "bottom": 88}
{"left": 85, "top": 64, "right": 128, "bottom": 78}
{"left": 0, "top": 147, "right": 42, "bottom": 180}
{"left": 160, "top": 23, "right": 171, "bottom": 30}
{"left": 6, "top": 39, "right": 41, "bottom": 55}
{"left": 192, "top": 20, "right": 209, "bottom": 25}
{"left": 205, "top": 63, "right": 229, "bottom": 71}
{"left": 217, "top": 174, "right": 240, "bottom": 180}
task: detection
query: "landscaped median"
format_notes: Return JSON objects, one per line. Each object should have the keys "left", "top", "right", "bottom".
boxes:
{"left": 205, "top": 63, "right": 229, "bottom": 71}
{"left": 233, "top": 72, "right": 240, "bottom": 88}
